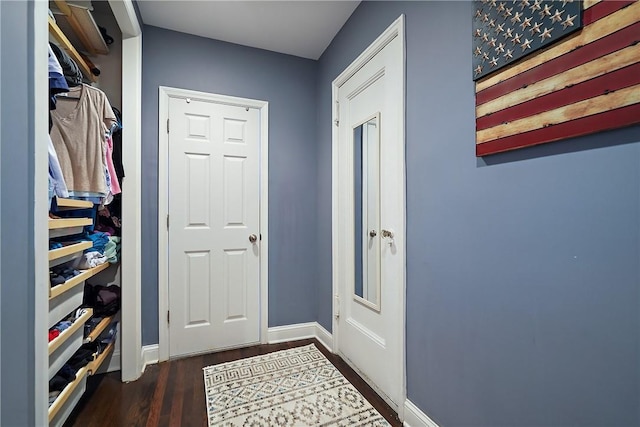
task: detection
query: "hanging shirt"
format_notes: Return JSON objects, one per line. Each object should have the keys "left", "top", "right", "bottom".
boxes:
{"left": 50, "top": 84, "right": 116, "bottom": 196}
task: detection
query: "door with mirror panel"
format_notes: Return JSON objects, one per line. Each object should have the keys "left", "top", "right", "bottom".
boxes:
{"left": 335, "top": 30, "right": 404, "bottom": 409}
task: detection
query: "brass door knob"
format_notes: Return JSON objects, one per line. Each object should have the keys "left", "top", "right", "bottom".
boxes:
{"left": 249, "top": 234, "right": 258, "bottom": 243}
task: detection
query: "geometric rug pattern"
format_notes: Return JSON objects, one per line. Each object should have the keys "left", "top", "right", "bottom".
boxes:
{"left": 203, "top": 344, "right": 390, "bottom": 426}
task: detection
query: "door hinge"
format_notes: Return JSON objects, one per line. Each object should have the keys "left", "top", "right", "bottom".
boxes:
{"left": 334, "top": 100, "right": 340, "bottom": 127}
{"left": 334, "top": 294, "right": 340, "bottom": 319}
{"left": 166, "top": 214, "right": 169, "bottom": 230}
{"left": 167, "top": 118, "right": 170, "bottom": 133}
{"left": 167, "top": 310, "right": 170, "bottom": 323}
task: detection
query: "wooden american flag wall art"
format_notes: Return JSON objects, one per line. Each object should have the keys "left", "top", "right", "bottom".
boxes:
{"left": 473, "top": 0, "right": 640, "bottom": 156}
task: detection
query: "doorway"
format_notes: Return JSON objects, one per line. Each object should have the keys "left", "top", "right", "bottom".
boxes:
{"left": 158, "top": 87, "right": 269, "bottom": 360}
{"left": 332, "top": 15, "right": 406, "bottom": 413}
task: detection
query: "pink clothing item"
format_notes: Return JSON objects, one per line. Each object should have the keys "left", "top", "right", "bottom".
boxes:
{"left": 105, "top": 135, "right": 121, "bottom": 195}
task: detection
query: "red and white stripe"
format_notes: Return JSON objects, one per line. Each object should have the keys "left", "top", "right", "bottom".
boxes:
{"left": 475, "top": 0, "right": 640, "bottom": 156}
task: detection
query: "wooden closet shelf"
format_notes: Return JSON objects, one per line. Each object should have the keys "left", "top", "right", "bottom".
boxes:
{"left": 49, "top": 240, "right": 92, "bottom": 262}
{"left": 49, "top": 217, "right": 92, "bottom": 230}
{"left": 53, "top": 0, "right": 109, "bottom": 56}
{"left": 87, "top": 341, "right": 115, "bottom": 376}
{"left": 50, "top": 262, "right": 110, "bottom": 300}
{"left": 48, "top": 15, "right": 97, "bottom": 82}
{"left": 48, "top": 366, "right": 88, "bottom": 422}
{"left": 54, "top": 197, "right": 93, "bottom": 210}
{"left": 48, "top": 308, "right": 93, "bottom": 355}
{"left": 84, "top": 315, "right": 115, "bottom": 344}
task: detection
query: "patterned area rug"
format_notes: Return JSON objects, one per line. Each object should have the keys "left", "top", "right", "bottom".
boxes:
{"left": 203, "top": 344, "right": 390, "bottom": 426}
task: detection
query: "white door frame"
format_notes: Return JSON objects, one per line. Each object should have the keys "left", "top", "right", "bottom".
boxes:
{"left": 110, "top": 0, "right": 144, "bottom": 383}
{"left": 157, "top": 86, "right": 269, "bottom": 362}
{"left": 331, "top": 15, "right": 406, "bottom": 418}
{"left": 34, "top": 2, "right": 51, "bottom": 423}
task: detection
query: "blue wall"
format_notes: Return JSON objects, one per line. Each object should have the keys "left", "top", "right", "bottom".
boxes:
{"left": 1, "top": 1, "right": 635, "bottom": 424}
{"left": 0, "top": 1, "right": 38, "bottom": 425}
{"left": 141, "top": 25, "right": 319, "bottom": 344}
{"left": 317, "top": 2, "right": 640, "bottom": 426}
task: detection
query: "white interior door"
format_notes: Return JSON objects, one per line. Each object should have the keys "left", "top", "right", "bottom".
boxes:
{"left": 168, "top": 97, "right": 260, "bottom": 358}
{"left": 334, "top": 25, "right": 405, "bottom": 410}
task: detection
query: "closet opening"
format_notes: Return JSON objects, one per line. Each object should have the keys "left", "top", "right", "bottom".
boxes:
{"left": 40, "top": 1, "right": 141, "bottom": 425}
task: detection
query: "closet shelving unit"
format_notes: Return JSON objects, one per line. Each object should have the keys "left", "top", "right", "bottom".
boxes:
{"left": 48, "top": 197, "right": 115, "bottom": 426}
{"left": 45, "top": 1, "right": 129, "bottom": 423}
{"left": 48, "top": 198, "right": 94, "bottom": 331}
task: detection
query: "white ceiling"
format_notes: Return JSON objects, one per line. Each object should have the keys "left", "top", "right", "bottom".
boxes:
{"left": 137, "top": 1, "right": 361, "bottom": 60}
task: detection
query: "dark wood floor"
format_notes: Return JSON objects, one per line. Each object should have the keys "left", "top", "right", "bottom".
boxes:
{"left": 65, "top": 339, "right": 401, "bottom": 426}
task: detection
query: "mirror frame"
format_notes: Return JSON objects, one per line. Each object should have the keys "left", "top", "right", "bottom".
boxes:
{"left": 352, "top": 112, "right": 381, "bottom": 312}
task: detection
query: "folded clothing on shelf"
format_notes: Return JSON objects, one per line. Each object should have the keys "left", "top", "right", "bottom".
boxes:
{"left": 50, "top": 265, "right": 81, "bottom": 286}
{"left": 84, "top": 231, "right": 109, "bottom": 254}
{"left": 84, "top": 315, "right": 105, "bottom": 337}
{"left": 98, "top": 321, "right": 118, "bottom": 345}
{"left": 103, "top": 236, "right": 121, "bottom": 263}
{"left": 49, "top": 308, "right": 91, "bottom": 341}
{"left": 49, "top": 363, "right": 77, "bottom": 399}
{"left": 67, "top": 344, "right": 96, "bottom": 371}
{"left": 83, "top": 283, "right": 120, "bottom": 316}
{"left": 77, "top": 251, "right": 107, "bottom": 269}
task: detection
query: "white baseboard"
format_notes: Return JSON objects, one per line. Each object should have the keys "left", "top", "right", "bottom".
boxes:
{"left": 314, "top": 322, "right": 333, "bottom": 351}
{"left": 267, "top": 322, "right": 317, "bottom": 343}
{"left": 268, "top": 322, "right": 333, "bottom": 352}
{"left": 141, "top": 344, "right": 159, "bottom": 372}
{"left": 404, "top": 399, "right": 439, "bottom": 427}
{"left": 142, "top": 323, "right": 332, "bottom": 376}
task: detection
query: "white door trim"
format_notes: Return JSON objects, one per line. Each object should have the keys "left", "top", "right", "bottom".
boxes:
{"left": 158, "top": 86, "right": 269, "bottom": 362}
{"left": 331, "top": 14, "right": 406, "bottom": 420}
{"left": 34, "top": 2, "right": 50, "bottom": 423}
{"left": 33, "top": 0, "right": 142, "bottom": 417}
{"left": 111, "top": 0, "right": 143, "bottom": 383}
